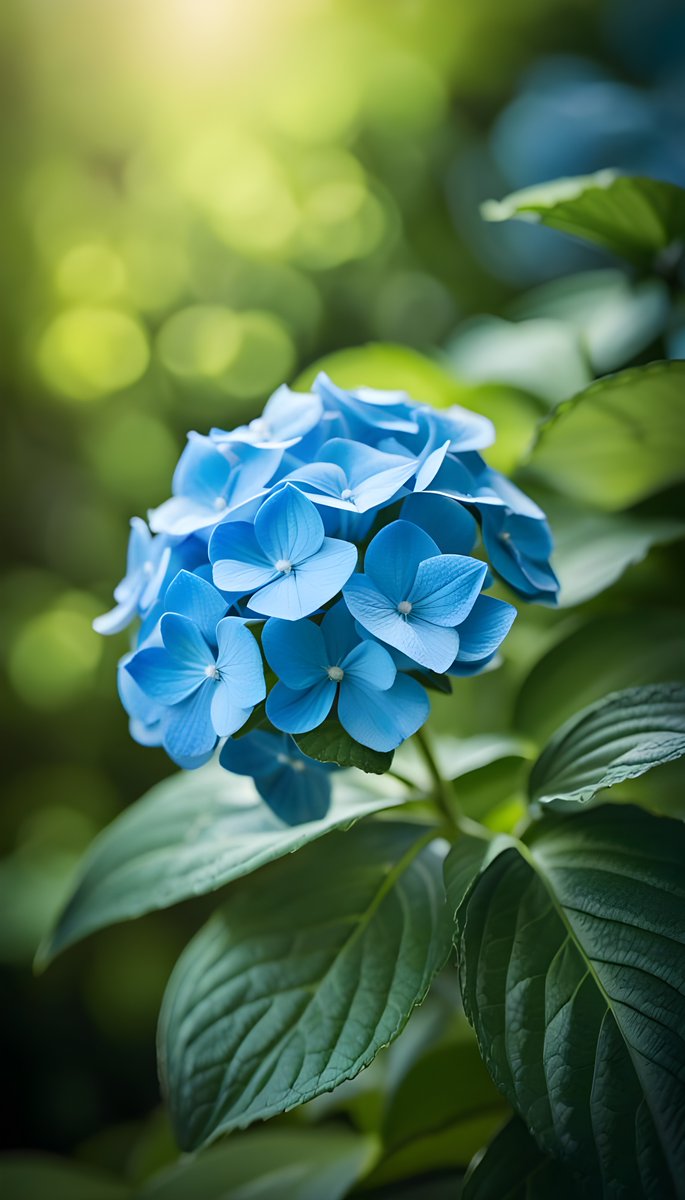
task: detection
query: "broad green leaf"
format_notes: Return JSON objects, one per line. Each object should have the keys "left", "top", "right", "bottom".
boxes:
{"left": 510, "top": 270, "right": 670, "bottom": 376}
{"left": 0, "top": 1156, "right": 130, "bottom": 1200}
{"left": 482, "top": 171, "right": 685, "bottom": 266}
{"left": 444, "top": 833, "right": 506, "bottom": 918}
{"left": 365, "top": 1028, "right": 507, "bottom": 1188}
{"left": 294, "top": 342, "right": 546, "bottom": 472}
{"left": 456, "top": 805, "right": 685, "bottom": 1196}
{"left": 525, "top": 360, "right": 685, "bottom": 510}
{"left": 39, "top": 764, "right": 406, "bottom": 965}
{"left": 462, "top": 1117, "right": 581, "bottom": 1199}
{"left": 294, "top": 722, "right": 393, "bottom": 773}
{"left": 515, "top": 610, "right": 685, "bottom": 742}
{"left": 545, "top": 495, "right": 685, "bottom": 607}
{"left": 159, "top": 821, "right": 451, "bottom": 1149}
{"left": 139, "top": 1127, "right": 377, "bottom": 1200}
{"left": 530, "top": 684, "right": 685, "bottom": 808}
{"left": 446, "top": 315, "right": 591, "bottom": 405}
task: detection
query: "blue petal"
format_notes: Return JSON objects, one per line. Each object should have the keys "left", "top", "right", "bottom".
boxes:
{"left": 172, "top": 434, "right": 233, "bottom": 507}
{"left": 454, "top": 594, "right": 517, "bottom": 662}
{"left": 125, "top": 646, "right": 203, "bottom": 705}
{"left": 215, "top": 618, "right": 266, "bottom": 705}
{"left": 210, "top": 681, "right": 253, "bottom": 737}
{"left": 139, "top": 544, "right": 173, "bottom": 612}
{"left": 262, "top": 384, "right": 323, "bottom": 441}
{"left": 126, "top": 517, "right": 153, "bottom": 574}
{"left": 363, "top": 520, "right": 439, "bottom": 603}
{"left": 340, "top": 641, "right": 396, "bottom": 691}
{"left": 409, "top": 555, "right": 487, "bottom": 627}
{"left": 160, "top": 613, "right": 215, "bottom": 668}
{"left": 254, "top": 485, "right": 324, "bottom": 566}
{"left": 163, "top": 681, "right": 218, "bottom": 763}
{"left": 422, "top": 404, "right": 496, "bottom": 452}
{"left": 282, "top": 463, "right": 350, "bottom": 507}
{"left": 400, "top": 492, "right": 477, "bottom": 555}
{"left": 220, "top": 730, "right": 288, "bottom": 778}
{"left": 209, "top": 522, "right": 277, "bottom": 593}
{"left": 148, "top": 495, "right": 223, "bottom": 536}
{"left": 320, "top": 600, "right": 359, "bottom": 664}
{"left": 248, "top": 537, "right": 357, "bottom": 620}
{"left": 225, "top": 443, "right": 283, "bottom": 507}
{"left": 164, "top": 570, "right": 228, "bottom": 643}
{"left": 266, "top": 678, "right": 336, "bottom": 733}
{"left": 344, "top": 575, "right": 458, "bottom": 671}
{"left": 338, "top": 672, "right": 429, "bottom": 751}
{"left": 93, "top": 589, "right": 140, "bottom": 636}
{"left": 262, "top": 618, "right": 327, "bottom": 688}
{"left": 257, "top": 758, "right": 332, "bottom": 825}
{"left": 316, "top": 438, "right": 417, "bottom": 511}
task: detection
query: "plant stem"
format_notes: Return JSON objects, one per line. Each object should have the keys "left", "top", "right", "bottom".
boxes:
{"left": 415, "top": 728, "right": 457, "bottom": 830}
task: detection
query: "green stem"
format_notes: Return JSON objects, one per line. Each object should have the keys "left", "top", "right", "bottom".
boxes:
{"left": 414, "top": 728, "right": 495, "bottom": 841}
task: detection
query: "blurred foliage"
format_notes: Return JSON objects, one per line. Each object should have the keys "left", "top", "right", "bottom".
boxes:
{"left": 3, "top": 0, "right": 685, "bottom": 1194}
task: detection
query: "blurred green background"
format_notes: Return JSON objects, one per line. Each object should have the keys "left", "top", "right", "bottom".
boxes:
{"left": 3, "top": 0, "right": 674, "bottom": 1169}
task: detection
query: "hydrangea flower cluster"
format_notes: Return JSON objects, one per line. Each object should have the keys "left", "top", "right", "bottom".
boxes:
{"left": 96, "top": 374, "right": 558, "bottom": 823}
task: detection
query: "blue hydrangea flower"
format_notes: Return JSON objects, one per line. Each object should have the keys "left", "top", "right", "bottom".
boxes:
{"left": 263, "top": 602, "right": 429, "bottom": 752}
{"left": 210, "top": 384, "right": 323, "bottom": 450}
{"left": 93, "top": 518, "right": 173, "bottom": 635}
{"left": 343, "top": 520, "right": 487, "bottom": 673}
{"left": 283, "top": 437, "right": 417, "bottom": 513}
{"left": 314, "top": 373, "right": 419, "bottom": 441}
{"left": 209, "top": 484, "right": 357, "bottom": 620}
{"left": 220, "top": 731, "right": 334, "bottom": 824}
{"left": 447, "top": 594, "right": 517, "bottom": 675}
{"left": 149, "top": 436, "right": 282, "bottom": 536}
{"left": 125, "top": 613, "right": 265, "bottom": 764}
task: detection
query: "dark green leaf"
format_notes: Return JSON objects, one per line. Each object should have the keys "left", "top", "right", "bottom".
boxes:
{"left": 159, "top": 821, "right": 451, "bottom": 1149}
{"left": 525, "top": 361, "right": 685, "bottom": 511}
{"left": 456, "top": 805, "right": 685, "bottom": 1196}
{"left": 39, "top": 764, "right": 406, "bottom": 965}
{"left": 295, "top": 721, "right": 394, "bottom": 773}
{"left": 529, "top": 684, "right": 685, "bottom": 808}
{"left": 482, "top": 171, "right": 685, "bottom": 266}
{"left": 444, "top": 834, "right": 507, "bottom": 919}
{"left": 0, "top": 1156, "right": 130, "bottom": 1200}
{"left": 462, "top": 1117, "right": 581, "bottom": 1200}
{"left": 515, "top": 610, "right": 685, "bottom": 742}
{"left": 139, "top": 1127, "right": 376, "bottom": 1200}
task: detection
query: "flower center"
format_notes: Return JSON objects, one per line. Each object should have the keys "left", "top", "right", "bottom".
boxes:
{"left": 204, "top": 664, "right": 220, "bottom": 680}
{"left": 397, "top": 600, "right": 413, "bottom": 615}
{"left": 142, "top": 561, "right": 154, "bottom": 576}
{"left": 213, "top": 496, "right": 227, "bottom": 511}
{"left": 340, "top": 488, "right": 354, "bottom": 501}
{"left": 499, "top": 530, "right": 511, "bottom": 542}
{"left": 275, "top": 558, "right": 293, "bottom": 574}
{"left": 250, "top": 418, "right": 270, "bottom": 438}
{"left": 327, "top": 665, "right": 344, "bottom": 682}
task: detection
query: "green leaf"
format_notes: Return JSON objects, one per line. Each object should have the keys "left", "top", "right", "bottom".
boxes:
{"left": 365, "top": 1027, "right": 507, "bottom": 1188}
{"left": 509, "top": 269, "right": 670, "bottom": 376}
{"left": 444, "top": 834, "right": 506, "bottom": 918}
{"left": 294, "top": 722, "right": 394, "bottom": 773}
{"left": 515, "top": 610, "right": 685, "bottom": 742}
{"left": 139, "top": 1127, "right": 377, "bottom": 1200}
{"left": 462, "top": 1117, "right": 582, "bottom": 1199}
{"left": 525, "top": 360, "right": 685, "bottom": 510}
{"left": 529, "top": 684, "right": 685, "bottom": 809}
{"left": 544, "top": 494, "right": 685, "bottom": 607}
{"left": 0, "top": 1156, "right": 130, "bottom": 1200}
{"left": 159, "top": 821, "right": 451, "bottom": 1149}
{"left": 456, "top": 804, "right": 685, "bottom": 1196}
{"left": 446, "top": 315, "right": 591, "bottom": 405}
{"left": 482, "top": 171, "right": 685, "bottom": 266}
{"left": 39, "top": 763, "right": 406, "bottom": 965}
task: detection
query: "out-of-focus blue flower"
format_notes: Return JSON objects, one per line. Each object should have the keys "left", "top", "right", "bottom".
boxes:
{"left": 284, "top": 438, "right": 417, "bottom": 513}
{"left": 125, "top": 614, "right": 265, "bottom": 764}
{"left": 210, "top": 384, "right": 323, "bottom": 450}
{"left": 343, "top": 520, "right": 487, "bottom": 673}
{"left": 149, "top": 436, "right": 282, "bottom": 536}
{"left": 93, "top": 518, "right": 172, "bottom": 635}
{"left": 263, "top": 602, "right": 429, "bottom": 752}
{"left": 220, "top": 731, "right": 334, "bottom": 824}
{"left": 209, "top": 484, "right": 357, "bottom": 620}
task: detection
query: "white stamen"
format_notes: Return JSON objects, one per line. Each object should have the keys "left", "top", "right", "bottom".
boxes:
{"left": 275, "top": 558, "right": 293, "bottom": 574}
{"left": 397, "top": 600, "right": 413, "bottom": 615}
{"left": 341, "top": 488, "right": 353, "bottom": 501}
{"left": 213, "top": 496, "right": 227, "bottom": 511}
{"left": 499, "top": 530, "right": 511, "bottom": 542}
{"left": 327, "top": 665, "right": 344, "bottom": 682}
{"left": 250, "top": 418, "right": 270, "bottom": 437}
{"left": 290, "top": 759, "right": 306, "bottom": 772}
{"left": 142, "top": 561, "right": 154, "bottom": 576}
{"left": 204, "top": 664, "right": 220, "bottom": 679}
